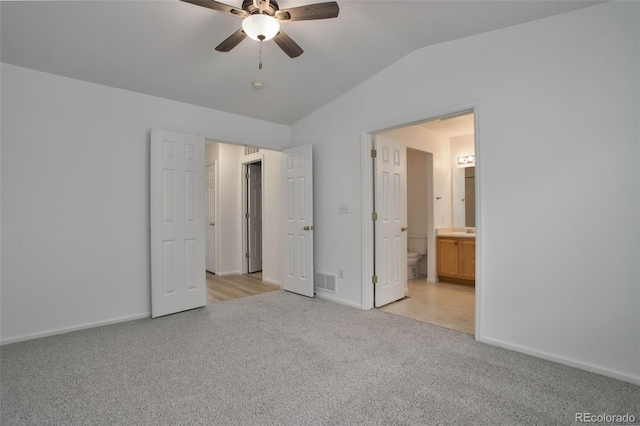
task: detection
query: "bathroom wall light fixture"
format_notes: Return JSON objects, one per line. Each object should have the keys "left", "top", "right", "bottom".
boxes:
{"left": 458, "top": 155, "right": 475, "bottom": 165}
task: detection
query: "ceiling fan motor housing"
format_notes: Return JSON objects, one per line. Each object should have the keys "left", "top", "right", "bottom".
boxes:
{"left": 242, "top": 0, "right": 280, "bottom": 16}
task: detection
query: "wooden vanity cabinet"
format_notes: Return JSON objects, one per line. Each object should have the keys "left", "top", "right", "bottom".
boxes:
{"left": 437, "top": 237, "right": 475, "bottom": 283}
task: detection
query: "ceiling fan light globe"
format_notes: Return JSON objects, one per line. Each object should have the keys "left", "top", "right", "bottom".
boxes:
{"left": 242, "top": 14, "right": 280, "bottom": 41}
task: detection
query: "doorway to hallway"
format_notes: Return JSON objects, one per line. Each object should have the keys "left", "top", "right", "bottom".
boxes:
{"left": 204, "top": 142, "right": 282, "bottom": 306}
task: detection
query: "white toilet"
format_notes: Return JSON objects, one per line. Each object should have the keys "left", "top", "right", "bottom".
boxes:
{"left": 407, "top": 234, "right": 428, "bottom": 279}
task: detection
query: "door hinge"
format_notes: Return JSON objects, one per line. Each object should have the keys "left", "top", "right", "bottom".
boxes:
{"left": 245, "top": 172, "right": 250, "bottom": 179}
{"left": 246, "top": 252, "right": 250, "bottom": 258}
{"left": 245, "top": 212, "right": 250, "bottom": 218}
{"left": 371, "top": 149, "right": 377, "bottom": 158}
{"left": 371, "top": 212, "right": 378, "bottom": 221}
{"left": 372, "top": 275, "right": 378, "bottom": 284}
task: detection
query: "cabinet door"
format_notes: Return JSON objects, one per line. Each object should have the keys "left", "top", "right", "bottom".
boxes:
{"left": 437, "top": 238, "right": 459, "bottom": 277}
{"left": 459, "top": 238, "right": 476, "bottom": 279}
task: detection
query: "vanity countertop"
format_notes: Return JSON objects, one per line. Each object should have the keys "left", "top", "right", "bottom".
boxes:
{"left": 436, "top": 228, "right": 476, "bottom": 238}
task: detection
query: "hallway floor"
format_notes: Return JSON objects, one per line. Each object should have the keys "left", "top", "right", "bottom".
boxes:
{"left": 206, "top": 272, "right": 280, "bottom": 304}
{"left": 379, "top": 277, "right": 475, "bottom": 334}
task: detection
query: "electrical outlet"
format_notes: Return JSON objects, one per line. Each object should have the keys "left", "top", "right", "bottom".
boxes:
{"left": 339, "top": 204, "right": 349, "bottom": 214}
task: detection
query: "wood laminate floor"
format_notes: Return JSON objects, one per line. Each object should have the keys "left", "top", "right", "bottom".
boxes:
{"left": 379, "top": 277, "right": 475, "bottom": 334}
{"left": 206, "top": 272, "right": 280, "bottom": 304}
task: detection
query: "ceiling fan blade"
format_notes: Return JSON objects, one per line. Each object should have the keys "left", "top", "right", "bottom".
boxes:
{"left": 215, "top": 28, "right": 248, "bottom": 52}
{"left": 181, "top": 0, "right": 248, "bottom": 17}
{"left": 273, "top": 30, "right": 303, "bottom": 58}
{"left": 275, "top": 1, "right": 339, "bottom": 21}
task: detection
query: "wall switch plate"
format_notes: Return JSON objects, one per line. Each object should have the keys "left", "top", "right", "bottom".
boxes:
{"left": 339, "top": 204, "right": 349, "bottom": 214}
{"left": 339, "top": 269, "right": 344, "bottom": 279}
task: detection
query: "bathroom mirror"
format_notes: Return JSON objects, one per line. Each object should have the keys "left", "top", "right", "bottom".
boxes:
{"left": 452, "top": 166, "right": 475, "bottom": 227}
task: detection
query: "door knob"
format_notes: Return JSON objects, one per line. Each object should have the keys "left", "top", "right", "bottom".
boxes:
{"left": 303, "top": 226, "right": 310, "bottom": 231}
{"left": 401, "top": 227, "right": 408, "bottom": 232}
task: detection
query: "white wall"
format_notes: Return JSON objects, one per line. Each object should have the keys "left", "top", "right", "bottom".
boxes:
{"left": 0, "top": 64, "right": 289, "bottom": 343}
{"left": 291, "top": 2, "right": 639, "bottom": 383}
{"left": 216, "top": 143, "right": 244, "bottom": 275}
{"left": 407, "top": 149, "right": 429, "bottom": 237}
{"left": 406, "top": 149, "right": 429, "bottom": 277}
{"left": 205, "top": 140, "right": 219, "bottom": 165}
{"left": 0, "top": 6, "right": 3, "bottom": 342}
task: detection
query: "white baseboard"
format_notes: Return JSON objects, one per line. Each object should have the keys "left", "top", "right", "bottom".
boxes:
{"left": 478, "top": 336, "right": 640, "bottom": 386}
{"left": 216, "top": 270, "right": 242, "bottom": 277}
{"left": 262, "top": 277, "right": 281, "bottom": 287}
{"left": 1, "top": 312, "right": 151, "bottom": 345}
{"left": 316, "top": 292, "right": 362, "bottom": 309}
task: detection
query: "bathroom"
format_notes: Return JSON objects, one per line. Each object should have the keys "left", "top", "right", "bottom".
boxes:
{"left": 380, "top": 112, "right": 476, "bottom": 334}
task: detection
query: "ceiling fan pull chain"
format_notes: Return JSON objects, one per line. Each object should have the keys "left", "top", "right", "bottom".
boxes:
{"left": 259, "top": 40, "right": 263, "bottom": 70}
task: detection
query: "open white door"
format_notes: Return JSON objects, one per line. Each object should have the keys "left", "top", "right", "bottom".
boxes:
{"left": 374, "top": 135, "right": 407, "bottom": 307}
{"left": 247, "top": 162, "right": 262, "bottom": 273}
{"left": 205, "top": 163, "right": 216, "bottom": 273}
{"left": 282, "top": 144, "right": 314, "bottom": 297}
{"left": 151, "top": 129, "right": 206, "bottom": 318}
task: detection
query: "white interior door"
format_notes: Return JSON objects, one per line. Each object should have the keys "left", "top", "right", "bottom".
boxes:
{"left": 247, "top": 162, "right": 262, "bottom": 273}
{"left": 374, "top": 135, "right": 407, "bottom": 307}
{"left": 282, "top": 144, "right": 314, "bottom": 297}
{"left": 205, "top": 163, "right": 216, "bottom": 273}
{"left": 151, "top": 129, "right": 206, "bottom": 318}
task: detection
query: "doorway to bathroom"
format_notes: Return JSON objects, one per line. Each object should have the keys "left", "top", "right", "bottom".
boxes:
{"left": 371, "top": 111, "right": 476, "bottom": 335}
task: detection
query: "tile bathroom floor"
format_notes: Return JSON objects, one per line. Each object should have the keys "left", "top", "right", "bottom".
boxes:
{"left": 379, "top": 277, "right": 475, "bottom": 334}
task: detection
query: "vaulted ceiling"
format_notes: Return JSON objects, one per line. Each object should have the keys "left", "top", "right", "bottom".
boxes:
{"left": 1, "top": 1, "right": 599, "bottom": 125}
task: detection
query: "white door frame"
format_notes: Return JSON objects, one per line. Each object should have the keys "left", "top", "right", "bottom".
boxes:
{"left": 360, "top": 102, "right": 482, "bottom": 338}
{"left": 241, "top": 154, "right": 265, "bottom": 274}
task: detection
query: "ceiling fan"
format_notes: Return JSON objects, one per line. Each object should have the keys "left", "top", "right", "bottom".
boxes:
{"left": 181, "top": 0, "right": 340, "bottom": 58}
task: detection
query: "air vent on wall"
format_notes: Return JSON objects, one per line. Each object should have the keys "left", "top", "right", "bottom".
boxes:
{"left": 244, "top": 146, "right": 260, "bottom": 155}
{"left": 316, "top": 271, "right": 337, "bottom": 293}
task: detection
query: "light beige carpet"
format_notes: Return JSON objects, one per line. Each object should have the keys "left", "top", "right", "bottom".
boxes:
{"left": 2, "top": 290, "right": 638, "bottom": 425}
